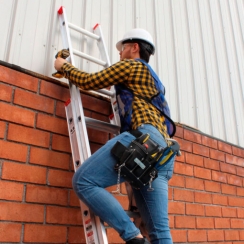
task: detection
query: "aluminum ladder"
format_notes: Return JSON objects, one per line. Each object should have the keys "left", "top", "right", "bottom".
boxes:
{"left": 57, "top": 6, "right": 121, "bottom": 244}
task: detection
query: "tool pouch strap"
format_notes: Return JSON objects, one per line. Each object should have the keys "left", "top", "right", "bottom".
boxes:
{"left": 111, "top": 132, "right": 160, "bottom": 189}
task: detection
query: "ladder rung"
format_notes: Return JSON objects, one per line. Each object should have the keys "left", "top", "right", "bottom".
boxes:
{"left": 96, "top": 89, "right": 114, "bottom": 97}
{"left": 73, "top": 49, "right": 107, "bottom": 67}
{"left": 85, "top": 117, "right": 120, "bottom": 134}
{"left": 68, "top": 22, "right": 100, "bottom": 40}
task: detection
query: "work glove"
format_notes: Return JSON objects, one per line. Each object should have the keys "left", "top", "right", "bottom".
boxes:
{"left": 52, "top": 49, "right": 70, "bottom": 78}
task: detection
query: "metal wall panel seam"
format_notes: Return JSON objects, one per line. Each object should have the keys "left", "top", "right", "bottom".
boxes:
{"left": 169, "top": 0, "right": 181, "bottom": 123}
{"left": 152, "top": 0, "right": 159, "bottom": 76}
{"left": 43, "top": 0, "right": 57, "bottom": 76}
{"left": 197, "top": 0, "right": 214, "bottom": 136}
{"left": 227, "top": 0, "right": 244, "bottom": 145}
{"left": 208, "top": 0, "right": 227, "bottom": 142}
{"left": 219, "top": 0, "right": 239, "bottom": 145}
{"left": 4, "top": 0, "right": 17, "bottom": 62}
{"left": 185, "top": 0, "right": 199, "bottom": 130}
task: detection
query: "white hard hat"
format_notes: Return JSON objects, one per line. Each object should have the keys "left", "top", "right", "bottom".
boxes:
{"left": 116, "top": 28, "right": 155, "bottom": 55}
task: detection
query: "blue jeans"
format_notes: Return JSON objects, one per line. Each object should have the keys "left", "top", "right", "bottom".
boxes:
{"left": 72, "top": 124, "right": 175, "bottom": 243}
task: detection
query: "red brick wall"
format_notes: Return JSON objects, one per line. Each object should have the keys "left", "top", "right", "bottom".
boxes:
{"left": 0, "top": 64, "right": 244, "bottom": 243}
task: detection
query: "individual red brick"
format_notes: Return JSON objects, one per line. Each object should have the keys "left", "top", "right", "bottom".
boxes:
{"left": 14, "top": 89, "right": 55, "bottom": 113}
{"left": 186, "top": 177, "right": 204, "bottom": 191}
{"left": 204, "top": 180, "right": 221, "bottom": 193}
{"left": 87, "top": 128, "right": 109, "bottom": 144}
{"left": 185, "top": 152, "right": 204, "bottom": 167}
{"left": 0, "top": 65, "right": 38, "bottom": 92}
{"left": 40, "top": 79, "right": 69, "bottom": 101}
{"left": 184, "top": 129, "right": 201, "bottom": 143}
{"left": 48, "top": 169, "right": 73, "bottom": 188}
{"left": 175, "top": 216, "right": 196, "bottom": 228}
{"left": 30, "top": 147, "right": 70, "bottom": 169}
{"left": 56, "top": 100, "right": 66, "bottom": 118}
{"left": 168, "top": 215, "right": 174, "bottom": 228}
{"left": 188, "top": 230, "right": 207, "bottom": 242}
{"left": 202, "top": 135, "right": 218, "bottom": 149}
{"left": 226, "top": 154, "right": 244, "bottom": 167}
{"left": 0, "top": 83, "right": 12, "bottom": 102}
{"left": 237, "top": 208, "right": 244, "bottom": 218}
{"left": 91, "top": 110, "right": 110, "bottom": 123}
{"left": 194, "top": 166, "right": 211, "bottom": 180}
{"left": 205, "top": 205, "right": 222, "bottom": 217}
{"left": 212, "top": 194, "right": 228, "bottom": 206}
{"left": 175, "top": 151, "right": 185, "bottom": 163}
{"left": 204, "top": 158, "right": 220, "bottom": 170}
{"left": 207, "top": 230, "right": 224, "bottom": 241}
{"left": 107, "top": 228, "right": 124, "bottom": 244}
{"left": 215, "top": 217, "right": 230, "bottom": 228}
{"left": 232, "top": 146, "right": 244, "bottom": 158}
{"left": 222, "top": 207, "right": 237, "bottom": 217}
{"left": 0, "top": 121, "right": 5, "bottom": 138}
{"left": 218, "top": 141, "right": 232, "bottom": 154}
{"left": 168, "top": 202, "right": 185, "bottom": 215}
{"left": 228, "top": 196, "right": 244, "bottom": 207}
{"left": 0, "top": 102, "right": 35, "bottom": 127}
{"left": 2, "top": 162, "right": 47, "bottom": 184}
{"left": 174, "top": 188, "right": 194, "bottom": 202}
{"left": 69, "top": 190, "right": 80, "bottom": 207}
{"left": 0, "top": 223, "right": 22, "bottom": 242}
{"left": 210, "top": 149, "right": 225, "bottom": 161}
{"left": 82, "top": 93, "right": 111, "bottom": 115}
{"left": 168, "top": 187, "right": 173, "bottom": 200}
{"left": 176, "top": 138, "right": 192, "bottom": 152}
{"left": 237, "top": 187, "right": 244, "bottom": 196}
{"left": 193, "top": 143, "right": 209, "bottom": 157}
{"left": 174, "top": 125, "right": 183, "bottom": 138}
{"left": 186, "top": 203, "right": 205, "bottom": 216}
{"left": 0, "top": 141, "right": 28, "bottom": 162}
{"left": 169, "top": 175, "right": 185, "bottom": 188}
{"left": 221, "top": 184, "right": 236, "bottom": 195}
{"left": 236, "top": 166, "right": 244, "bottom": 177}
{"left": 212, "top": 171, "right": 227, "bottom": 183}
{"left": 231, "top": 219, "right": 244, "bottom": 229}
{"left": 68, "top": 226, "right": 86, "bottom": 243}
{"left": 0, "top": 202, "right": 44, "bottom": 222}
{"left": 0, "top": 180, "right": 24, "bottom": 201}
{"left": 26, "top": 184, "right": 68, "bottom": 206}
{"left": 196, "top": 217, "right": 214, "bottom": 228}
{"left": 24, "top": 224, "right": 67, "bottom": 243}
{"left": 52, "top": 134, "right": 71, "bottom": 153}
{"left": 227, "top": 174, "right": 243, "bottom": 186}
{"left": 36, "top": 113, "right": 68, "bottom": 135}
{"left": 240, "top": 230, "right": 244, "bottom": 241}
{"left": 46, "top": 206, "right": 82, "bottom": 225}
{"left": 174, "top": 162, "right": 193, "bottom": 176}
{"left": 171, "top": 230, "right": 187, "bottom": 243}
{"left": 224, "top": 230, "right": 240, "bottom": 241}
{"left": 220, "top": 162, "right": 236, "bottom": 174}
{"left": 194, "top": 191, "right": 212, "bottom": 204}
{"left": 7, "top": 124, "right": 50, "bottom": 147}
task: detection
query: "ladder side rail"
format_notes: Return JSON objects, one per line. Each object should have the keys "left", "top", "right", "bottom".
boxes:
{"left": 58, "top": 8, "right": 91, "bottom": 161}
{"left": 58, "top": 7, "right": 108, "bottom": 244}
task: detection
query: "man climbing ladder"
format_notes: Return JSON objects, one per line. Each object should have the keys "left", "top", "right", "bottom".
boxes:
{"left": 54, "top": 28, "right": 177, "bottom": 244}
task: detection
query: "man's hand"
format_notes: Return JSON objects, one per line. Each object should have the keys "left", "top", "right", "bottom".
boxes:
{"left": 54, "top": 57, "right": 67, "bottom": 71}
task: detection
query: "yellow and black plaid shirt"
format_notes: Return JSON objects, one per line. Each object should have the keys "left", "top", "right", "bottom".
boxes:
{"left": 61, "top": 59, "right": 169, "bottom": 139}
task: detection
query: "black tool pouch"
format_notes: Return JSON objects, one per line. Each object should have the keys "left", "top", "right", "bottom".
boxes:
{"left": 111, "top": 133, "right": 162, "bottom": 189}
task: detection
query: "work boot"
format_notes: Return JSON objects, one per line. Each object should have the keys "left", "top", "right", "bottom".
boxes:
{"left": 126, "top": 237, "right": 150, "bottom": 244}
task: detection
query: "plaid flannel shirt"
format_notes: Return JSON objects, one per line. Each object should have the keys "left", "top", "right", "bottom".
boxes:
{"left": 61, "top": 59, "right": 169, "bottom": 139}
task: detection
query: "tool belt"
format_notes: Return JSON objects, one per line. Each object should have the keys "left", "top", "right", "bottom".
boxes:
{"left": 111, "top": 130, "right": 180, "bottom": 189}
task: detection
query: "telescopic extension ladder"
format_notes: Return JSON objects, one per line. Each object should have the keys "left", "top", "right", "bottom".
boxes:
{"left": 57, "top": 6, "right": 121, "bottom": 244}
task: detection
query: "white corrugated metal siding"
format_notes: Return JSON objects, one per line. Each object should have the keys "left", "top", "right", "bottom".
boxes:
{"left": 0, "top": 0, "right": 243, "bottom": 147}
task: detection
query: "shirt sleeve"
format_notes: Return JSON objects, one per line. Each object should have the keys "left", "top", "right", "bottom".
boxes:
{"left": 61, "top": 59, "right": 133, "bottom": 90}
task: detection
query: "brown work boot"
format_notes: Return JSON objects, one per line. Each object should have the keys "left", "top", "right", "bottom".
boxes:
{"left": 126, "top": 237, "right": 150, "bottom": 244}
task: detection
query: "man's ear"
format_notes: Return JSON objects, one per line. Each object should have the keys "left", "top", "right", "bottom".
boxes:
{"left": 132, "top": 43, "right": 140, "bottom": 54}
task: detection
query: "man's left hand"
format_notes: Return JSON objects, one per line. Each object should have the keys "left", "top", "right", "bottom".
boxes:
{"left": 54, "top": 57, "right": 67, "bottom": 71}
